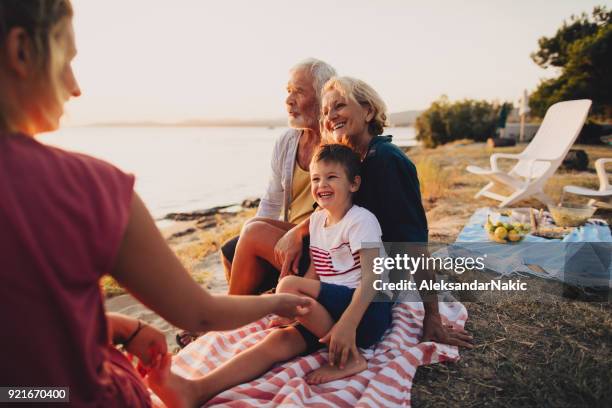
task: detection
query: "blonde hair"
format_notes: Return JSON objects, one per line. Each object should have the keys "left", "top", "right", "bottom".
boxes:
{"left": 0, "top": 0, "right": 74, "bottom": 130}
{"left": 322, "top": 76, "right": 389, "bottom": 138}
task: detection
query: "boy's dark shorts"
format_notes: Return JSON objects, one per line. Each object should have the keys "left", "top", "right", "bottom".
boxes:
{"left": 221, "top": 234, "right": 311, "bottom": 293}
{"left": 294, "top": 282, "right": 394, "bottom": 354}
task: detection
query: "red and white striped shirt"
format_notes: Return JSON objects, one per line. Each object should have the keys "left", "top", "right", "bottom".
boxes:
{"left": 309, "top": 205, "right": 382, "bottom": 288}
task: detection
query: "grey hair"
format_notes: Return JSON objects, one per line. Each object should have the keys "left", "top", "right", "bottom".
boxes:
{"left": 290, "top": 58, "right": 337, "bottom": 103}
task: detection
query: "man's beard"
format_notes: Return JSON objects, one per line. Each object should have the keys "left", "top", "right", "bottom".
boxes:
{"left": 288, "top": 116, "right": 306, "bottom": 129}
{"left": 289, "top": 116, "right": 318, "bottom": 131}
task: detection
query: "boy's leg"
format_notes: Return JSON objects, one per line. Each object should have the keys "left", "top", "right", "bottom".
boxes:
{"left": 276, "top": 277, "right": 336, "bottom": 338}
{"left": 148, "top": 326, "right": 308, "bottom": 408}
{"left": 278, "top": 277, "right": 369, "bottom": 384}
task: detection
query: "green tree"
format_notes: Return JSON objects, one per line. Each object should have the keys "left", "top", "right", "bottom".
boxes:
{"left": 415, "top": 97, "right": 507, "bottom": 148}
{"left": 529, "top": 6, "right": 611, "bottom": 117}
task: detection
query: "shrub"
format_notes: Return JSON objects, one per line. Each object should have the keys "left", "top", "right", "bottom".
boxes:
{"left": 577, "top": 121, "right": 612, "bottom": 144}
{"left": 416, "top": 96, "right": 508, "bottom": 147}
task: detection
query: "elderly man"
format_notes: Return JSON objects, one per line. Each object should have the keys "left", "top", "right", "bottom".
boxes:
{"left": 220, "top": 58, "right": 337, "bottom": 294}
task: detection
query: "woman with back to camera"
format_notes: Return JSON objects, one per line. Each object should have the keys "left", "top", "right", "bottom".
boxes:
{"left": 0, "top": 1, "right": 310, "bottom": 406}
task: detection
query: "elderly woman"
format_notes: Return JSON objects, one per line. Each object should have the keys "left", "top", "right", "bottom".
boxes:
{"left": 0, "top": 1, "right": 310, "bottom": 406}
{"left": 235, "top": 76, "right": 473, "bottom": 348}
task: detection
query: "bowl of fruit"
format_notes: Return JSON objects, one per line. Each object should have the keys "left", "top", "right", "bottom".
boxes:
{"left": 484, "top": 216, "right": 528, "bottom": 243}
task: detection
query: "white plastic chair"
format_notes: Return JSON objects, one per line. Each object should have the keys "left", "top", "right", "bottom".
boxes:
{"left": 564, "top": 158, "right": 612, "bottom": 209}
{"left": 467, "top": 99, "right": 592, "bottom": 207}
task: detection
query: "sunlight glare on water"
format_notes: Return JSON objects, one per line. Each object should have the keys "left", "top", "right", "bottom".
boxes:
{"left": 40, "top": 126, "right": 415, "bottom": 218}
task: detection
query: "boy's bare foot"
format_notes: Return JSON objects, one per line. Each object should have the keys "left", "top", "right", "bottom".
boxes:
{"left": 146, "top": 354, "right": 205, "bottom": 408}
{"left": 305, "top": 354, "right": 367, "bottom": 385}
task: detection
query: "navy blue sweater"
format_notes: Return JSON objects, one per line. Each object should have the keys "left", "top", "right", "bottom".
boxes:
{"left": 354, "top": 136, "right": 429, "bottom": 243}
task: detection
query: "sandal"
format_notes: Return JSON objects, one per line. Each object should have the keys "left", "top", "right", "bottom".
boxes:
{"left": 175, "top": 331, "right": 201, "bottom": 349}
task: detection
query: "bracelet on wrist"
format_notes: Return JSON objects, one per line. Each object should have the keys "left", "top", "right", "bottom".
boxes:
{"left": 121, "top": 319, "right": 144, "bottom": 348}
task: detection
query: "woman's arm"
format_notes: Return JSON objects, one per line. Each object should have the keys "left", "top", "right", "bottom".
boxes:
{"left": 107, "top": 312, "right": 140, "bottom": 344}
{"left": 107, "top": 312, "right": 167, "bottom": 365}
{"left": 111, "top": 194, "right": 311, "bottom": 333}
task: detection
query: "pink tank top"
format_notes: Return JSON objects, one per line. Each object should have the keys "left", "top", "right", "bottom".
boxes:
{"left": 0, "top": 132, "right": 151, "bottom": 407}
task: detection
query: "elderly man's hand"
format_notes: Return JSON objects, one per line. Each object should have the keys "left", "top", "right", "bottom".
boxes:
{"left": 275, "top": 227, "right": 304, "bottom": 278}
{"left": 421, "top": 312, "right": 473, "bottom": 349}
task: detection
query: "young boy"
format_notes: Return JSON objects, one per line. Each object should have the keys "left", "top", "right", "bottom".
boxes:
{"left": 148, "top": 144, "right": 393, "bottom": 408}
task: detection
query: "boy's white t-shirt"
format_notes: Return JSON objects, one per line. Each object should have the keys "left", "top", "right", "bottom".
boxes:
{"left": 309, "top": 205, "right": 382, "bottom": 289}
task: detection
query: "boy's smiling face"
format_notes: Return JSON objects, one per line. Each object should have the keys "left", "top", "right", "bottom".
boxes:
{"left": 310, "top": 160, "right": 360, "bottom": 213}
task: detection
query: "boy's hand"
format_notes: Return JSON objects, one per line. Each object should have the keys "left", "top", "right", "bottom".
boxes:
{"left": 319, "top": 320, "right": 360, "bottom": 369}
{"left": 272, "top": 294, "right": 313, "bottom": 318}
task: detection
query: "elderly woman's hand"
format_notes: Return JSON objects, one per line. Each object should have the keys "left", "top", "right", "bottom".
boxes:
{"left": 421, "top": 313, "right": 473, "bottom": 349}
{"left": 275, "top": 227, "right": 305, "bottom": 278}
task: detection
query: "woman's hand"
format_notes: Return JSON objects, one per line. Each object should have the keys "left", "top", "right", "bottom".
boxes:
{"left": 421, "top": 313, "right": 473, "bottom": 349}
{"left": 319, "top": 320, "right": 360, "bottom": 369}
{"left": 271, "top": 293, "right": 313, "bottom": 319}
{"left": 125, "top": 322, "right": 168, "bottom": 366}
{"left": 275, "top": 226, "right": 305, "bottom": 278}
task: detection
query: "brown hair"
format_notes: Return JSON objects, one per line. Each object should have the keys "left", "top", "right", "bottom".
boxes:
{"left": 0, "top": 0, "right": 73, "bottom": 129}
{"left": 312, "top": 143, "right": 361, "bottom": 182}
{"left": 0, "top": 0, "right": 73, "bottom": 72}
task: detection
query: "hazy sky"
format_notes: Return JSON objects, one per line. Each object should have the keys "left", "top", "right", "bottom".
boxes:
{"left": 64, "top": 0, "right": 606, "bottom": 126}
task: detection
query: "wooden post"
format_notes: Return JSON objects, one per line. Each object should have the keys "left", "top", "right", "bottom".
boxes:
{"left": 518, "top": 89, "right": 529, "bottom": 143}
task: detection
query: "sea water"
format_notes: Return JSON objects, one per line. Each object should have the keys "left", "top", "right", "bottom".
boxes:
{"left": 40, "top": 126, "right": 416, "bottom": 218}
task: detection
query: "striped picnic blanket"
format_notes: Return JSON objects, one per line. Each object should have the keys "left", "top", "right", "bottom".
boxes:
{"left": 173, "top": 301, "right": 468, "bottom": 407}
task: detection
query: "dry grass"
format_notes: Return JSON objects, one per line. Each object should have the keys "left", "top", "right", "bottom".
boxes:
{"left": 100, "top": 275, "right": 125, "bottom": 298}
{"left": 413, "top": 283, "right": 612, "bottom": 407}
{"left": 405, "top": 141, "right": 612, "bottom": 407}
{"left": 416, "top": 157, "right": 453, "bottom": 201}
{"left": 173, "top": 211, "right": 253, "bottom": 268}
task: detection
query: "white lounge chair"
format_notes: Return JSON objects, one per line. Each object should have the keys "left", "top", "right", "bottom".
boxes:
{"left": 467, "top": 99, "right": 592, "bottom": 208}
{"left": 564, "top": 158, "right": 612, "bottom": 209}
